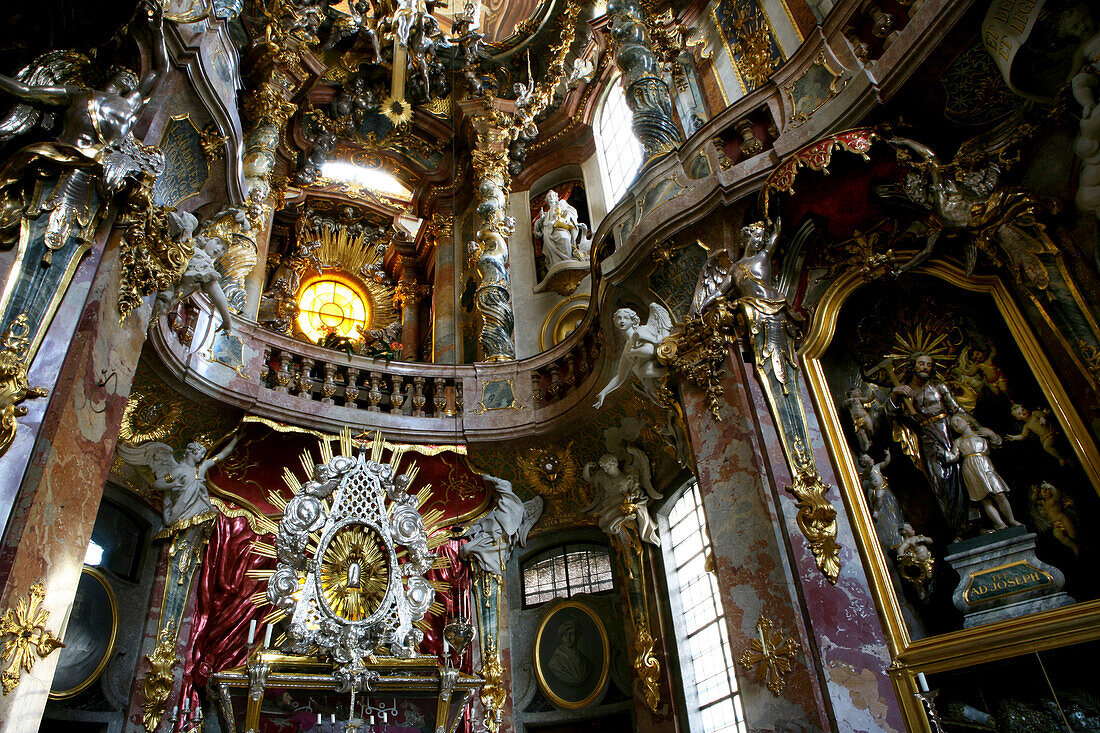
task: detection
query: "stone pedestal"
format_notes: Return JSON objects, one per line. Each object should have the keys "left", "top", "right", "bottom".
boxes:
{"left": 945, "top": 526, "right": 1074, "bottom": 628}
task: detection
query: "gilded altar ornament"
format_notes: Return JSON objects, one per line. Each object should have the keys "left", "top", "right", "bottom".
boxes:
{"left": 0, "top": 314, "right": 48, "bottom": 458}
{"left": 141, "top": 620, "right": 179, "bottom": 732}
{"left": 894, "top": 523, "right": 935, "bottom": 599}
{"left": 0, "top": 582, "right": 64, "bottom": 694}
{"left": 632, "top": 616, "right": 661, "bottom": 713}
{"left": 789, "top": 445, "right": 841, "bottom": 584}
{"left": 479, "top": 638, "right": 506, "bottom": 733}
{"left": 738, "top": 615, "right": 798, "bottom": 696}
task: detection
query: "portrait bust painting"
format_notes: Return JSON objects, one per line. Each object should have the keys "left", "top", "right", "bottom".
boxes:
{"left": 49, "top": 566, "right": 118, "bottom": 699}
{"left": 534, "top": 600, "right": 609, "bottom": 709}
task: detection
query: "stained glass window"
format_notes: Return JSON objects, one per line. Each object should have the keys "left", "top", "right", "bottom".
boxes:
{"left": 297, "top": 279, "right": 371, "bottom": 343}
{"left": 521, "top": 543, "right": 614, "bottom": 607}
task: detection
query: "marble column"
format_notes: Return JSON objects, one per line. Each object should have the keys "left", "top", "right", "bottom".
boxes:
{"left": 607, "top": 0, "right": 683, "bottom": 159}
{"left": 0, "top": 232, "right": 154, "bottom": 731}
{"left": 394, "top": 281, "right": 429, "bottom": 362}
{"left": 680, "top": 345, "right": 905, "bottom": 731}
{"left": 464, "top": 114, "right": 516, "bottom": 362}
{"left": 429, "top": 214, "right": 458, "bottom": 364}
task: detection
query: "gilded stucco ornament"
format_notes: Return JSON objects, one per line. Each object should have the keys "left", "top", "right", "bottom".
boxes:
{"left": 117, "top": 194, "right": 194, "bottom": 325}
{"left": 479, "top": 638, "right": 507, "bottom": 733}
{"left": 738, "top": 614, "right": 798, "bottom": 695}
{"left": 141, "top": 620, "right": 179, "bottom": 732}
{"left": 0, "top": 582, "right": 64, "bottom": 694}
{"left": 0, "top": 314, "right": 48, "bottom": 458}
{"left": 632, "top": 616, "right": 661, "bottom": 712}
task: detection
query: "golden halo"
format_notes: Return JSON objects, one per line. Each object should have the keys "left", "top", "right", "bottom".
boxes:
{"left": 381, "top": 96, "right": 413, "bottom": 127}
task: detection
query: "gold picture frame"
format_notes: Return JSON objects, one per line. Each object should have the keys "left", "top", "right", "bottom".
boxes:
{"left": 49, "top": 566, "right": 119, "bottom": 700}
{"left": 534, "top": 599, "right": 610, "bottom": 710}
{"left": 799, "top": 261, "right": 1100, "bottom": 731}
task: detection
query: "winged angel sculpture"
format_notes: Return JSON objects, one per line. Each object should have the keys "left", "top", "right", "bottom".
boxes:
{"left": 459, "top": 474, "right": 543, "bottom": 576}
{"left": 593, "top": 303, "right": 673, "bottom": 409}
{"left": 881, "top": 137, "right": 1058, "bottom": 288}
{"left": 0, "top": 6, "right": 167, "bottom": 254}
{"left": 583, "top": 445, "right": 661, "bottom": 546}
{"left": 116, "top": 430, "right": 242, "bottom": 532}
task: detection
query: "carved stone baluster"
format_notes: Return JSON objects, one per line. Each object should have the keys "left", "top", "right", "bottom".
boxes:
{"left": 432, "top": 377, "right": 448, "bottom": 416}
{"left": 298, "top": 357, "right": 315, "bottom": 399}
{"left": 531, "top": 371, "right": 544, "bottom": 408}
{"left": 367, "top": 373, "right": 384, "bottom": 412}
{"left": 454, "top": 382, "right": 463, "bottom": 414}
{"left": 868, "top": 5, "right": 898, "bottom": 47}
{"left": 260, "top": 347, "right": 272, "bottom": 384}
{"left": 274, "top": 351, "right": 292, "bottom": 393}
{"left": 344, "top": 367, "right": 360, "bottom": 407}
{"left": 390, "top": 375, "right": 406, "bottom": 413}
{"left": 736, "top": 119, "right": 763, "bottom": 157}
{"left": 411, "top": 377, "right": 427, "bottom": 417}
{"left": 564, "top": 354, "right": 577, "bottom": 391}
{"left": 548, "top": 363, "right": 564, "bottom": 399}
{"left": 321, "top": 362, "right": 337, "bottom": 404}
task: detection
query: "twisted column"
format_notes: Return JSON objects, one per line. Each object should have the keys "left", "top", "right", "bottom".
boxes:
{"left": 466, "top": 120, "right": 516, "bottom": 362}
{"left": 608, "top": 0, "right": 683, "bottom": 159}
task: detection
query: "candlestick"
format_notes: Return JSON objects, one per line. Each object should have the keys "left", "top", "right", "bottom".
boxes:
{"left": 916, "top": 672, "right": 929, "bottom": 692}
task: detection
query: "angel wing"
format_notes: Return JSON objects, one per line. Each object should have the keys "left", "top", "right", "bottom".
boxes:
{"left": 624, "top": 445, "right": 658, "bottom": 500}
{"left": 516, "top": 496, "right": 544, "bottom": 548}
{"left": 102, "top": 136, "right": 165, "bottom": 193}
{"left": 0, "top": 50, "right": 91, "bottom": 144}
{"left": 644, "top": 302, "right": 673, "bottom": 341}
{"left": 689, "top": 250, "right": 731, "bottom": 316}
{"left": 116, "top": 441, "right": 178, "bottom": 484}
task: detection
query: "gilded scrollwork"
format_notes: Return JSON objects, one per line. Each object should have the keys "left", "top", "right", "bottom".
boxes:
{"left": 632, "top": 616, "right": 661, "bottom": 713}
{"left": 0, "top": 314, "right": 49, "bottom": 458}
{"left": 479, "top": 638, "right": 507, "bottom": 733}
{"left": 141, "top": 620, "right": 179, "bottom": 732}
{"left": 117, "top": 190, "right": 193, "bottom": 325}
{"left": 0, "top": 582, "right": 65, "bottom": 694}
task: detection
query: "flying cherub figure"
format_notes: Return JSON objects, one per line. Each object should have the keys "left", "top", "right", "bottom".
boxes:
{"left": 152, "top": 231, "right": 235, "bottom": 334}
{"left": 593, "top": 303, "right": 673, "bottom": 409}
{"left": 1006, "top": 403, "right": 1068, "bottom": 467}
{"left": 1028, "top": 481, "right": 1079, "bottom": 556}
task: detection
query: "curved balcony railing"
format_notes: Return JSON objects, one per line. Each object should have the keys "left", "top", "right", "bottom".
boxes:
{"left": 149, "top": 297, "right": 604, "bottom": 443}
{"left": 147, "top": 0, "right": 965, "bottom": 441}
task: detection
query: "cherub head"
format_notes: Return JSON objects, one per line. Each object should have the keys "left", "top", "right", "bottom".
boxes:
{"left": 184, "top": 442, "right": 207, "bottom": 463}
{"left": 1011, "top": 403, "right": 1029, "bottom": 421}
{"left": 599, "top": 454, "right": 619, "bottom": 475}
{"left": 200, "top": 236, "right": 229, "bottom": 259}
{"left": 900, "top": 523, "right": 915, "bottom": 539}
{"left": 612, "top": 308, "right": 640, "bottom": 332}
{"left": 857, "top": 454, "right": 874, "bottom": 470}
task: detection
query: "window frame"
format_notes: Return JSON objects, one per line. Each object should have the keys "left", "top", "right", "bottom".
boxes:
{"left": 594, "top": 76, "right": 644, "bottom": 209}
{"left": 658, "top": 481, "right": 748, "bottom": 733}
{"left": 519, "top": 542, "right": 616, "bottom": 609}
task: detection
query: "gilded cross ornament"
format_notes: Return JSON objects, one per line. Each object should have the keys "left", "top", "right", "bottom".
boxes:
{"left": 738, "top": 615, "right": 798, "bottom": 695}
{"left": 0, "top": 582, "right": 65, "bottom": 694}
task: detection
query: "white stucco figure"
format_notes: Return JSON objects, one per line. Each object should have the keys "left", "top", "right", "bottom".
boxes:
{"left": 117, "top": 430, "right": 242, "bottom": 529}
{"left": 582, "top": 446, "right": 661, "bottom": 546}
{"left": 532, "top": 190, "right": 592, "bottom": 268}
{"left": 594, "top": 303, "right": 673, "bottom": 409}
{"left": 459, "top": 473, "right": 543, "bottom": 576}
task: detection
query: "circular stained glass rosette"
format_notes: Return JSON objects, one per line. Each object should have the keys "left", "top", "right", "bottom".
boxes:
{"left": 297, "top": 279, "right": 370, "bottom": 342}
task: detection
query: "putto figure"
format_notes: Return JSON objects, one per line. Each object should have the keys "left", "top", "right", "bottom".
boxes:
{"left": 532, "top": 189, "right": 592, "bottom": 268}
{"left": 593, "top": 303, "right": 672, "bottom": 409}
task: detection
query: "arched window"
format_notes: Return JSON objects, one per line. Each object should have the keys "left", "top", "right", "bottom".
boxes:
{"left": 521, "top": 543, "right": 614, "bottom": 607}
{"left": 664, "top": 483, "right": 747, "bottom": 733}
{"left": 596, "top": 80, "right": 644, "bottom": 207}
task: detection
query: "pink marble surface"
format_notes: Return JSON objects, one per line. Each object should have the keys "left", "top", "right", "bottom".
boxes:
{"left": 0, "top": 237, "right": 153, "bottom": 731}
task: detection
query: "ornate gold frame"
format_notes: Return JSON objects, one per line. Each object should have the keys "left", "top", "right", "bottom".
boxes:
{"left": 539, "top": 294, "right": 588, "bottom": 352}
{"left": 533, "top": 599, "right": 611, "bottom": 710}
{"left": 799, "top": 261, "right": 1100, "bottom": 731}
{"left": 154, "top": 113, "right": 211, "bottom": 209}
{"left": 49, "top": 566, "right": 119, "bottom": 700}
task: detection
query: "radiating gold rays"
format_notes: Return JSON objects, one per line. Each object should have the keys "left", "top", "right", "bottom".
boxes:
{"left": 319, "top": 524, "right": 389, "bottom": 621}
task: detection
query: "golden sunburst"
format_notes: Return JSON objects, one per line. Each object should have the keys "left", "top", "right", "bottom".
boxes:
{"left": 381, "top": 96, "right": 413, "bottom": 127}
{"left": 319, "top": 523, "right": 390, "bottom": 621}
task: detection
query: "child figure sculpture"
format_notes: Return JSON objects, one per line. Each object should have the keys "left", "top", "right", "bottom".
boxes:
{"left": 946, "top": 414, "right": 1023, "bottom": 531}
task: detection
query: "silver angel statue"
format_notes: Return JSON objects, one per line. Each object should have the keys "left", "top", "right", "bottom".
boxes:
{"left": 0, "top": 8, "right": 168, "bottom": 251}
{"left": 594, "top": 303, "right": 673, "bottom": 409}
{"left": 116, "top": 429, "right": 242, "bottom": 531}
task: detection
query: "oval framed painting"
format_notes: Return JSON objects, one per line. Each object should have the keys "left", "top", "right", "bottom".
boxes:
{"left": 49, "top": 566, "right": 118, "bottom": 699}
{"left": 534, "top": 599, "right": 609, "bottom": 709}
